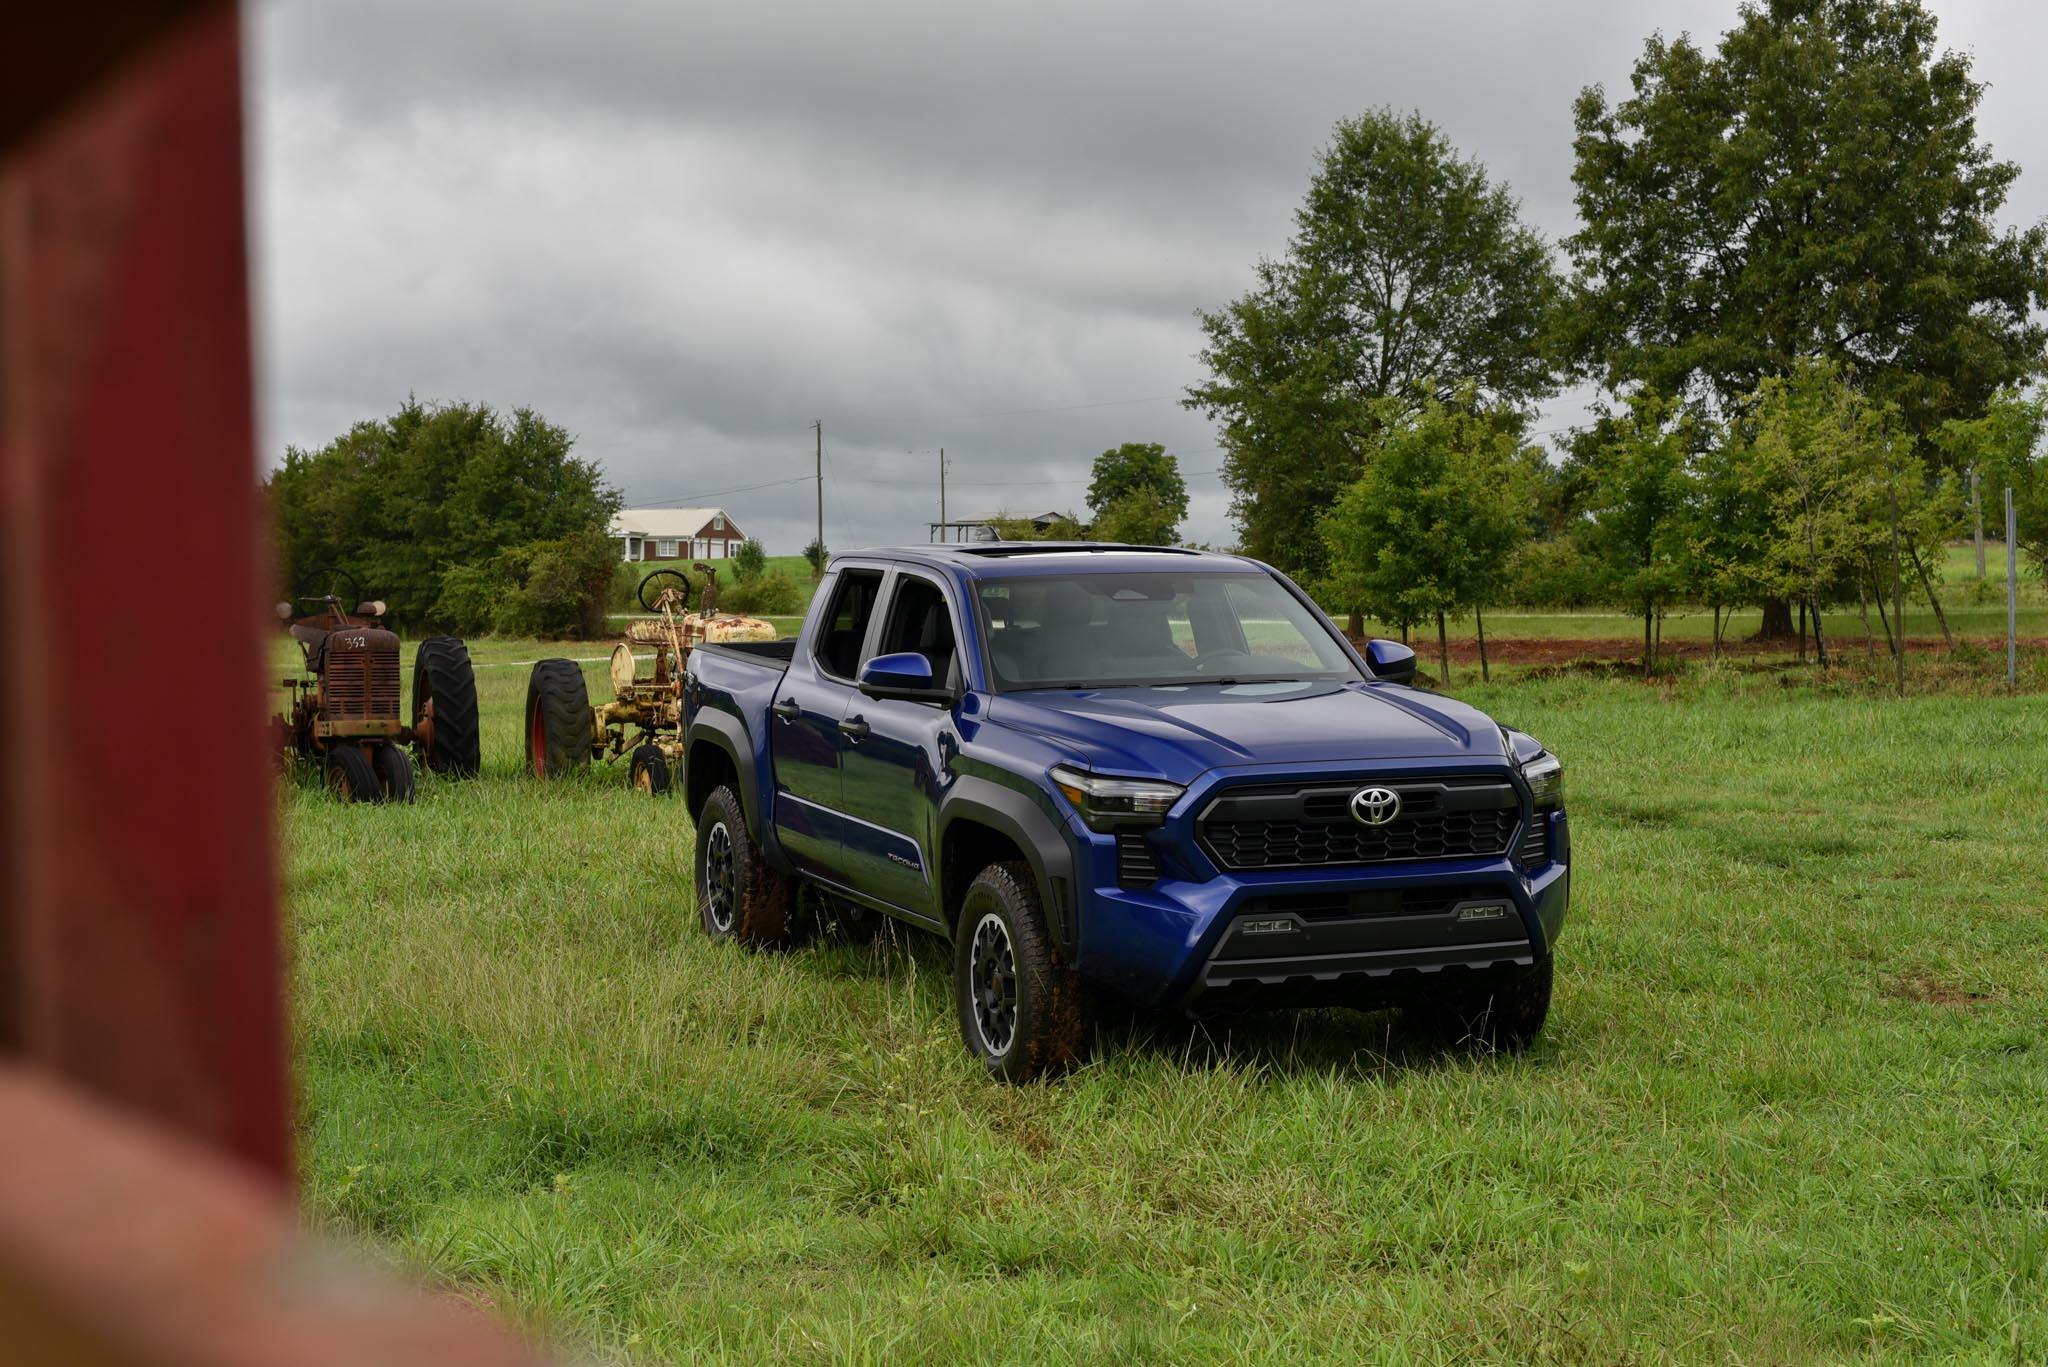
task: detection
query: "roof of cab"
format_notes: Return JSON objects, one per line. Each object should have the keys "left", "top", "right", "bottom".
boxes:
{"left": 833, "top": 543, "right": 1252, "bottom": 578}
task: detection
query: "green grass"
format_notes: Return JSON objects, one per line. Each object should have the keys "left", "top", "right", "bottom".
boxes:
{"left": 288, "top": 637, "right": 2048, "bottom": 1363}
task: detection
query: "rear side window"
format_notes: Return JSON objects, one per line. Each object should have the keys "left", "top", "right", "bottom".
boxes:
{"left": 813, "top": 569, "right": 884, "bottom": 681}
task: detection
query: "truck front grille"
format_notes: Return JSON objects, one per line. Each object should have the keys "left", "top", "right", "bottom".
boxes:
{"left": 1199, "top": 777, "right": 1520, "bottom": 871}
{"left": 1516, "top": 816, "right": 1551, "bottom": 866}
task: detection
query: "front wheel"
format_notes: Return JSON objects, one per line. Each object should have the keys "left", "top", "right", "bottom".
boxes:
{"left": 324, "top": 746, "right": 379, "bottom": 803}
{"left": 373, "top": 745, "right": 415, "bottom": 804}
{"left": 693, "top": 784, "right": 792, "bottom": 947}
{"left": 1412, "top": 956, "right": 1553, "bottom": 1052}
{"left": 952, "top": 862, "right": 1091, "bottom": 1082}
{"left": 630, "top": 744, "right": 671, "bottom": 795}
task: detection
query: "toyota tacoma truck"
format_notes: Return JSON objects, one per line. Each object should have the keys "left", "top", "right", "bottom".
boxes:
{"left": 683, "top": 544, "right": 1569, "bottom": 1081}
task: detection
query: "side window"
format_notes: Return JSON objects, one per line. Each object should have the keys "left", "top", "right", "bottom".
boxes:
{"left": 877, "top": 574, "right": 958, "bottom": 687}
{"left": 813, "top": 568, "right": 884, "bottom": 682}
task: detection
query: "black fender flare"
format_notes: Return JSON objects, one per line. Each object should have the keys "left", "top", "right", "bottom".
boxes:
{"left": 937, "top": 775, "right": 1078, "bottom": 956}
{"left": 684, "top": 711, "right": 759, "bottom": 837}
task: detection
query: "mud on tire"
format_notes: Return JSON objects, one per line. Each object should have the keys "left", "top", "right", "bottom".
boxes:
{"left": 693, "top": 784, "right": 793, "bottom": 947}
{"left": 952, "top": 861, "right": 1092, "bottom": 1083}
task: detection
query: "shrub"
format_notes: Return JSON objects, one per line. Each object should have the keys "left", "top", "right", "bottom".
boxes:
{"left": 722, "top": 570, "right": 805, "bottom": 616}
{"left": 733, "top": 538, "right": 767, "bottom": 581}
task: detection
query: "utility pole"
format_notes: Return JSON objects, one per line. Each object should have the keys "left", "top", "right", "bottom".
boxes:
{"left": 813, "top": 420, "right": 823, "bottom": 575}
{"left": 1972, "top": 465, "right": 1986, "bottom": 580}
{"left": 938, "top": 447, "right": 947, "bottom": 544}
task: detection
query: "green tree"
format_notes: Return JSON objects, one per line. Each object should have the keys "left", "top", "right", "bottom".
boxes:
{"left": 802, "top": 538, "right": 829, "bottom": 577}
{"left": 1091, "top": 487, "right": 1181, "bottom": 546}
{"left": 1569, "top": 0, "right": 2048, "bottom": 452}
{"left": 988, "top": 511, "right": 1087, "bottom": 542}
{"left": 267, "top": 398, "right": 619, "bottom": 635}
{"left": 1319, "top": 392, "right": 1534, "bottom": 684}
{"left": 1189, "top": 110, "right": 1562, "bottom": 592}
{"left": 732, "top": 537, "right": 768, "bottom": 581}
{"left": 1572, "top": 394, "right": 1700, "bottom": 674}
{"left": 1086, "top": 443, "right": 1188, "bottom": 529}
{"left": 1936, "top": 387, "right": 2048, "bottom": 583}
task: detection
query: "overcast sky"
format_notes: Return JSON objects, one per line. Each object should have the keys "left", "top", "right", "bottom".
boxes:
{"left": 247, "top": 0, "right": 2048, "bottom": 553}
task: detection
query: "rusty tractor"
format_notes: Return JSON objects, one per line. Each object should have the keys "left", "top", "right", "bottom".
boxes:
{"left": 273, "top": 573, "right": 482, "bottom": 802}
{"left": 525, "top": 565, "right": 776, "bottom": 792}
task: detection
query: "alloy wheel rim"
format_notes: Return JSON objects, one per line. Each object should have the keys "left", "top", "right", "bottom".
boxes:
{"left": 703, "top": 822, "right": 736, "bottom": 932}
{"left": 969, "top": 911, "right": 1018, "bottom": 1057}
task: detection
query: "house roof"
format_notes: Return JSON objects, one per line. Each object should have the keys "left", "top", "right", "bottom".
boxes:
{"left": 609, "top": 507, "right": 736, "bottom": 538}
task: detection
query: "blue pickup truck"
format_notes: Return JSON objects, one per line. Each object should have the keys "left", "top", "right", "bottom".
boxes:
{"left": 682, "top": 544, "right": 1568, "bottom": 1080}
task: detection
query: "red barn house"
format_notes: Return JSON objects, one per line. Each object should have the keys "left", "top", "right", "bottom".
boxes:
{"left": 612, "top": 506, "right": 746, "bottom": 561}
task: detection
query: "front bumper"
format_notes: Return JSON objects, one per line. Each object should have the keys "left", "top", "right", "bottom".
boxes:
{"left": 1064, "top": 762, "right": 1570, "bottom": 1010}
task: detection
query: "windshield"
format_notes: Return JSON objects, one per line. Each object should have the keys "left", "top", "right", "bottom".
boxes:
{"left": 974, "top": 571, "right": 1361, "bottom": 690}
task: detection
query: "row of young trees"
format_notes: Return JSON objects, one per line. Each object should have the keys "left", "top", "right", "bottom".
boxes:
{"left": 1188, "top": 0, "right": 2048, "bottom": 670}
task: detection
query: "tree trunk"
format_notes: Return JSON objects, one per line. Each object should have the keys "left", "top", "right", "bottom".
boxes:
{"left": 1654, "top": 607, "right": 1664, "bottom": 673}
{"left": 1810, "top": 597, "right": 1829, "bottom": 669}
{"left": 1872, "top": 577, "right": 1897, "bottom": 657}
{"left": 1435, "top": 611, "right": 1451, "bottom": 688}
{"left": 1905, "top": 545, "right": 1953, "bottom": 649}
{"left": 1711, "top": 604, "right": 1722, "bottom": 663}
{"left": 1476, "top": 603, "right": 1489, "bottom": 683}
{"left": 1797, "top": 599, "right": 1808, "bottom": 664}
{"left": 1347, "top": 607, "right": 1364, "bottom": 639}
{"left": 1857, "top": 579, "right": 1876, "bottom": 658}
{"left": 1400, "top": 621, "right": 1409, "bottom": 646}
{"left": 1757, "top": 598, "right": 1796, "bottom": 639}
{"left": 1643, "top": 606, "right": 1653, "bottom": 677}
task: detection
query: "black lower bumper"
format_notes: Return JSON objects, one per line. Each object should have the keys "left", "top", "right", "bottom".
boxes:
{"left": 1183, "top": 890, "right": 1537, "bottom": 1009}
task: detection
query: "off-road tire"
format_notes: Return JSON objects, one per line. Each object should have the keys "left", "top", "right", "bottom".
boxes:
{"left": 412, "top": 637, "right": 481, "bottom": 778}
{"left": 325, "top": 746, "right": 380, "bottom": 803}
{"left": 693, "top": 784, "right": 793, "bottom": 947}
{"left": 374, "top": 745, "right": 416, "bottom": 804}
{"left": 630, "top": 744, "right": 671, "bottom": 796}
{"left": 525, "top": 658, "right": 593, "bottom": 778}
{"left": 1414, "top": 956, "right": 1553, "bottom": 1053}
{"left": 953, "top": 862, "right": 1092, "bottom": 1083}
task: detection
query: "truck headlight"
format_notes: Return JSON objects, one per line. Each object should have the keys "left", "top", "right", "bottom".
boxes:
{"left": 1521, "top": 751, "right": 1564, "bottom": 810}
{"left": 1050, "top": 765, "right": 1183, "bottom": 831}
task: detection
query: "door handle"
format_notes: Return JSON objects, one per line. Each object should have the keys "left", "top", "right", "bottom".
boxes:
{"left": 771, "top": 698, "right": 802, "bottom": 723}
{"left": 837, "top": 715, "right": 871, "bottom": 741}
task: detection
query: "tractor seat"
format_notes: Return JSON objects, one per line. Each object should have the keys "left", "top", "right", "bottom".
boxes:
{"left": 625, "top": 619, "right": 676, "bottom": 646}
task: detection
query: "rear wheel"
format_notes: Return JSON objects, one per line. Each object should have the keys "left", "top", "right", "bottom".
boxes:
{"left": 324, "top": 746, "right": 379, "bottom": 803}
{"left": 630, "top": 744, "right": 671, "bottom": 795}
{"left": 1413, "top": 956, "right": 1553, "bottom": 1052}
{"left": 952, "top": 862, "right": 1091, "bottom": 1082}
{"left": 694, "top": 784, "right": 792, "bottom": 947}
{"left": 525, "top": 658, "right": 592, "bottom": 778}
{"left": 374, "top": 745, "right": 415, "bottom": 804}
{"left": 412, "top": 637, "right": 481, "bottom": 778}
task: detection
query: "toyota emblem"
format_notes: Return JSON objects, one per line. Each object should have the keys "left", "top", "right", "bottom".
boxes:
{"left": 1350, "top": 786, "right": 1401, "bottom": 826}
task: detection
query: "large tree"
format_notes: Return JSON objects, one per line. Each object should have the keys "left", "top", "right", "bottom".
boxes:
{"left": 1086, "top": 442, "right": 1188, "bottom": 544}
{"left": 1188, "top": 110, "right": 1561, "bottom": 584}
{"left": 1568, "top": 0, "right": 2048, "bottom": 451}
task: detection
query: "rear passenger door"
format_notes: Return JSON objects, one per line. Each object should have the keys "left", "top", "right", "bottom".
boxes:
{"left": 834, "top": 569, "right": 962, "bottom": 925}
{"left": 767, "top": 566, "right": 882, "bottom": 877}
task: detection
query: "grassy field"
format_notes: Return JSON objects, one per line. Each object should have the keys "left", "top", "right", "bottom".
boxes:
{"left": 286, "top": 635, "right": 2048, "bottom": 1363}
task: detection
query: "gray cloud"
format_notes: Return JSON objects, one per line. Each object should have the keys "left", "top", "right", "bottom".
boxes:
{"left": 248, "top": 0, "right": 2048, "bottom": 553}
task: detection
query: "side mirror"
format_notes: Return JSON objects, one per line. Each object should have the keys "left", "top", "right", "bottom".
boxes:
{"left": 858, "top": 651, "right": 952, "bottom": 703}
{"left": 1365, "top": 638, "right": 1417, "bottom": 685}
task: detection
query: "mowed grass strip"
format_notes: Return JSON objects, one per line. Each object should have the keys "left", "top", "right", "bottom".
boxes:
{"left": 287, "top": 637, "right": 2048, "bottom": 1363}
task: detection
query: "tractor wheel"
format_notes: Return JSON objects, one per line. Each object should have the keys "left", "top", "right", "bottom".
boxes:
{"left": 630, "top": 744, "right": 671, "bottom": 796}
{"left": 412, "top": 637, "right": 481, "bottom": 778}
{"left": 525, "top": 658, "right": 593, "bottom": 779}
{"left": 325, "top": 746, "right": 380, "bottom": 803}
{"left": 374, "top": 745, "right": 416, "bottom": 804}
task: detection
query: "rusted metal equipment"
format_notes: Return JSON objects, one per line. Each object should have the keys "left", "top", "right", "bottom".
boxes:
{"left": 526, "top": 565, "right": 776, "bottom": 790}
{"left": 272, "top": 579, "right": 481, "bottom": 802}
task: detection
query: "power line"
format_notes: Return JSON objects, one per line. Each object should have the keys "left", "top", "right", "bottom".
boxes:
{"left": 631, "top": 473, "right": 814, "bottom": 505}
{"left": 962, "top": 394, "right": 1184, "bottom": 420}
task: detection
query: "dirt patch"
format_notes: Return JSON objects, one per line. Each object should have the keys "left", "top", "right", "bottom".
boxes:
{"left": 1883, "top": 973, "right": 1996, "bottom": 1007}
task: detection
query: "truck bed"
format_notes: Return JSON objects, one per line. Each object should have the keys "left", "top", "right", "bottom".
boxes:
{"left": 693, "top": 638, "right": 797, "bottom": 669}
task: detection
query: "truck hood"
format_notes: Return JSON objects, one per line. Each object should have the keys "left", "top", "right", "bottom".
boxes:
{"left": 984, "top": 680, "right": 1510, "bottom": 784}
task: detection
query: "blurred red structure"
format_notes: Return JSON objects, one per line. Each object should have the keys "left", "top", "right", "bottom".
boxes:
{"left": 0, "top": 5, "right": 534, "bottom": 1361}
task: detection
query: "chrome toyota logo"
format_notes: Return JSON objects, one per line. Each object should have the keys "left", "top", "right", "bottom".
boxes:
{"left": 1350, "top": 786, "right": 1401, "bottom": 826}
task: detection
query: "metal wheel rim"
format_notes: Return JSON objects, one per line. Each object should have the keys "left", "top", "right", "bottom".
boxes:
{"left": 703, "top": 821, "right": 736, "bottom": 932}
{"left": 528, "top": 705, "right": 547, "bottom": 778}
{"left": 634, "top": 765, "right": 654, "bottom": 794}
{"left": 969, "top": 911, "right": 1019, "bottom": 1057}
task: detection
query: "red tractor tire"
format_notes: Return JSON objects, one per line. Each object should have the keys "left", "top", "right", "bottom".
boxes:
{"left": 525, "top": 659, "right": 593, "bottom": 779}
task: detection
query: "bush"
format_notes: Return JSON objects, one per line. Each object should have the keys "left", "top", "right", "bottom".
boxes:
{"left": 1501, "top": 537, "right": 1607, "bottom": 610}
{"left": 721, "top": 570, "right": 806, "bottom": 616}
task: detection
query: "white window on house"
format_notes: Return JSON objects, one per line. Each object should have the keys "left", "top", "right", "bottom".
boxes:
{"left": 712, "top": 515, "right": 726, "bottom": 531}
{"left": 657, "top": 539, "right": 678, "bottom": 558}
